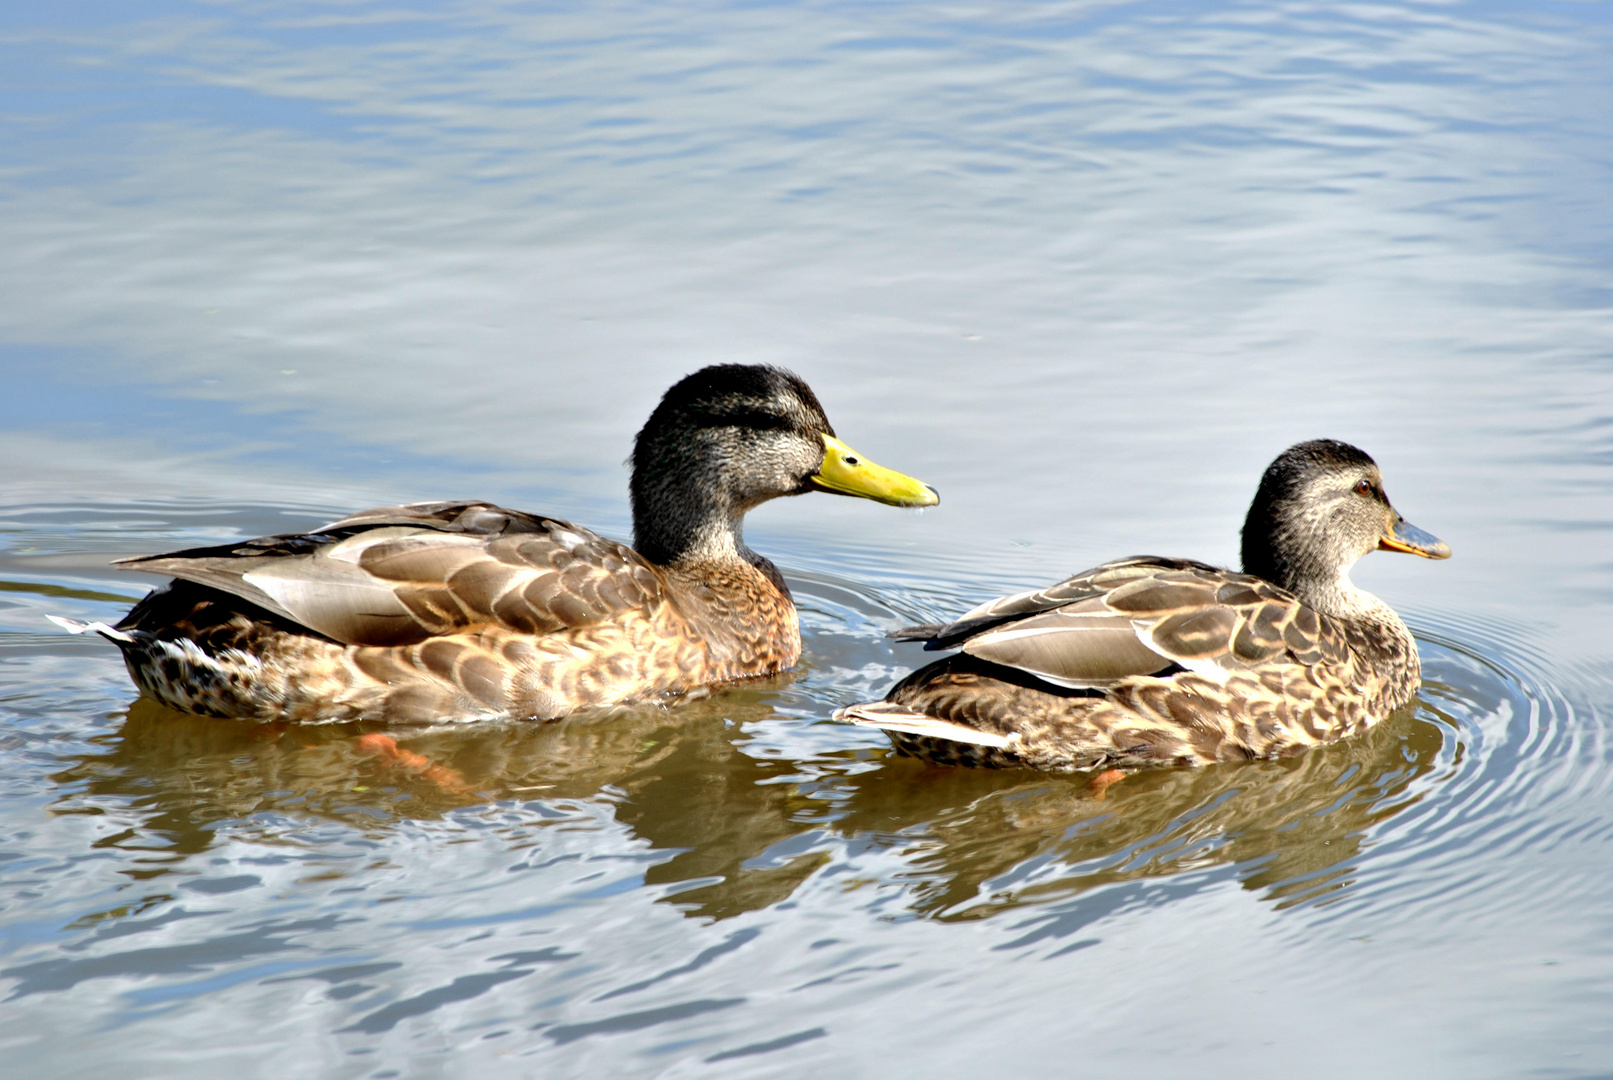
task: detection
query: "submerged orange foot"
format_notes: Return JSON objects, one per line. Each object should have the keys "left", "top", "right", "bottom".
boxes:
{"left": 1087, "top": 768, "right": 1127, "bottom": 800}
{"left": 354, "top": 733, "right": 477, "bottom": 797}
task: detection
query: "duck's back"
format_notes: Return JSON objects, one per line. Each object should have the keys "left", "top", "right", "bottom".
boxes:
{"left": 841, "top": 556, "right": 1420, "bottom": 771}
{"left": 112, "top": 501, "right": 796, "bottom": 723}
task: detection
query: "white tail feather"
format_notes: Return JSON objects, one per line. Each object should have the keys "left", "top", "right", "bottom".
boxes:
{"left": 832, "top": 702, "right": 1013, "bottom": 748}
{"left": 46, "top": 615, "right": 135, "bottom": 643}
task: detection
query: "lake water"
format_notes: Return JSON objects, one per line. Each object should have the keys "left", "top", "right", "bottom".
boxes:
{"left": 3, "top": 1, "right": 1612, "bottom": 1075}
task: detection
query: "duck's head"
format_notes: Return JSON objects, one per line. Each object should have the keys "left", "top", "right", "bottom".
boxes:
{"left": 1240, "top": 439, "right": 1449, "bottom": 601}
{"left": 631, "top": 364, "right": 937, "bottom": 565}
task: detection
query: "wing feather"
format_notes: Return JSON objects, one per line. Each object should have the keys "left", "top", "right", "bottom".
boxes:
{"left": 832, "top": 701, "right": 1014, "bottom": 748}
{"left": 960, "top": 606, "right": 1170, "bottom": 688}
{"left": 1148, "top": 606, "right": 1239, "bottom": 662}
{"left": 893, "top": 557, "right": 1355, "bottom": 691}
{"left": 115, "top": 502, "right": 664, "bottom": 646}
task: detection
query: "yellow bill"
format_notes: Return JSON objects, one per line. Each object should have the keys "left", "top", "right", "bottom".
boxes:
{"left": 808, "top": 435, "right": 939, "bottom": 507}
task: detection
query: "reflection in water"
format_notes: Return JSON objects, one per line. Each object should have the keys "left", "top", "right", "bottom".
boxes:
{"left": 50, "top": 681, "right": 1453, "bottom": 923}
{"left": 832, "top": 710, "right": 1446, "bottom": 920}
{"left": 3, "top": 0, "right": 1612, "bottom": 1070}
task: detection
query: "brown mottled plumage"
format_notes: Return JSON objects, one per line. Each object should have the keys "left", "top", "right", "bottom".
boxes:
{"left": 58, "top": 365, "right": 937, "bottom": 723}
{"left": 835, "top": 440, "right": 1449, "bottom": 772}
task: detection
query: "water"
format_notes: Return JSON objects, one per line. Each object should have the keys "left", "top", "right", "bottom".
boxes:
{"left": 3, "top": 1, "right": 1613, "bottom": 1075}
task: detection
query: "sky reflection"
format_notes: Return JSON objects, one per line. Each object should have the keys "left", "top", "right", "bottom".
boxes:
{"left": 5, "top": 4, "right": 1613, "bottom": 1076}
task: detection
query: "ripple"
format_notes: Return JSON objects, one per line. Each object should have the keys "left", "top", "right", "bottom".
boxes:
{"left": 3, "top": 510, "right": 1612, "bottom": 1075}
{"left": 3, "top": 0, "right": 1613, "bottom": 1067}
{"left": 1302, "top": 619, "right": 1610, "bottom": 933}
{"left": 766, "top": 574, "right": 1605, "bottom": 939}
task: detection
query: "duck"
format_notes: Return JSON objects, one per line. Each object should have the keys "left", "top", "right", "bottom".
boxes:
{"left": 834, "top": 439, "right": 1448, "bottom": 772}
{"left": 52, "top": 364, "right": 938, "bottom": 723}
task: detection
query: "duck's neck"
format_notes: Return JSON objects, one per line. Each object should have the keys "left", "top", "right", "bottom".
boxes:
{"left": 633, "top": 477, "right": 799, "bottom": 669}
{"left": 633, "top": 481, "right": 752, "bottom": 568}
{"left": 1291, "top": 564, "right": 1420, "bottom": 710}
{"left": 1247, "top": 529, "right": 1411, "bottom": 644}
{"left": 1293, "top": 566, "right": 1406, "bottom": 636}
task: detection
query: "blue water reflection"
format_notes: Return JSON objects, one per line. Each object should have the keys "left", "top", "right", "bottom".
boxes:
{"left": 2, "top": 0, "right": 1613, "bottom": 1076}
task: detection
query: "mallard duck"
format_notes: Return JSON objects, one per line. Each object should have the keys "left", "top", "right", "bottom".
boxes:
{"left": 834, "top": 440, "right": 1448, "bottom": 772}
{"left": 53, "top": 364, "right": 937, "bottom": 723}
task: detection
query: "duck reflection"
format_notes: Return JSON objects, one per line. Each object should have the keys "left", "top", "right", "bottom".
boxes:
{"left": 49, "top": 680, "right": 1451, "bottom": 921}
{"left": 48, "top": 679, "right": 826, "bottom": 919}
{"left": 825, "top": 704, "right": 1448, "bottom": 918}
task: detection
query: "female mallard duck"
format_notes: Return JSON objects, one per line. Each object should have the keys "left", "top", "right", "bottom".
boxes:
{"left": 834, "top": 440, "right": 1448, "bottom": 772}
{"left": 54, "top": 364, "right": 937, "bottom": 723}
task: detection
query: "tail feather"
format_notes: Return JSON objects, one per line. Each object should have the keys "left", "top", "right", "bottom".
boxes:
{"left": 888, "top": 623, "right": 944, "bottom": 642}
{"left": 47, "top": 614, "right": 136, "bottom": 644}
{"left": 832, "top": 700, "right": 1012, "bottom": 748}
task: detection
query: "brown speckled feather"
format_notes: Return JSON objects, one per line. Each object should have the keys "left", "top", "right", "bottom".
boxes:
{"left": 79, "top": 365, "right": 939, "bottom": 724}
{"left": 837, "top": 441, "right": 1447, "bottom": 773}
{"left": 838, "top": 555, "right": 1420, "bottom": 772}
{"left": 120, "top": 502, "right": 665, "bottom": 644}
{"left": 112, "top": 501, "right": 801, "bottom": 723}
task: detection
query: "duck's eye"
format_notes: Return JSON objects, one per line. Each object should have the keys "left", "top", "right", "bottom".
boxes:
{"left": 1355, "top": 479, "right": 1373, "bottom": 496}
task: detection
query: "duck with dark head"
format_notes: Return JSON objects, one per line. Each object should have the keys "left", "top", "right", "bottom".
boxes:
{"left": 54, "top": 364, "right": 938, "bottom": 724}
{"left": 835, "top": 439, "right": 1448, "bottom": 772}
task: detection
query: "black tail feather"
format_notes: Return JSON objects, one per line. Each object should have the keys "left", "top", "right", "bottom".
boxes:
{"left": 888, "top": 623, "right": 945, "bottom": 642}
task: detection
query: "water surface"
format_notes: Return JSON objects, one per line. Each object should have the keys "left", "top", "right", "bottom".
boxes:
{"left": 3, "top": 2, "right": 1612, "bottom": 1076}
